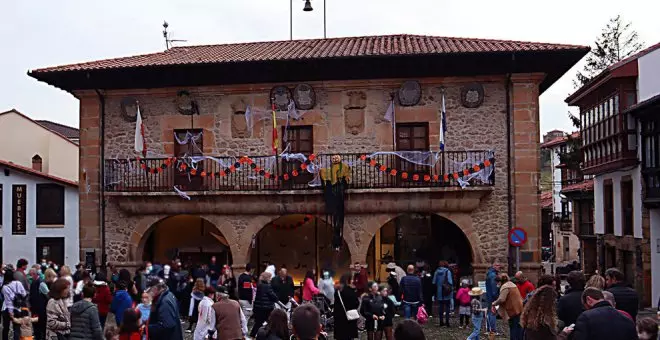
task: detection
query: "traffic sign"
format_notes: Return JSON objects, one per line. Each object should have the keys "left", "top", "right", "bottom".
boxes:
{"left": 508, "top": 227, "right": 527, "bottom": 247}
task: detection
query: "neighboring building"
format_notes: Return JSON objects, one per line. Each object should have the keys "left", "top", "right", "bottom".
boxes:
{"left": 36, "top": 120, "right": 80, "bottom": 144}
{"left": 540, "top": 191, "right": 553, "bottom": 261}
{"left": 0, "top": 110, "right": 80, "bottom": 266}
{"left": 0, "top": 110, "right": 79, "bottom": 182}
{"left": 562, "top": 179, "right": 595, "bottom": 274}
{"left": 540, "top": 131, "right": 582, "bottom": 265}
{"left": 566, "top": 42, "right": 660, "bottom": 307}
{"left": 29, "top": 34, "right": 587, "bottom": 283}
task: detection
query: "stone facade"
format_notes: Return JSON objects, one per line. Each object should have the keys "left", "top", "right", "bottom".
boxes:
{"left": 77, "top": 74, "right": 544, "bottom": 280}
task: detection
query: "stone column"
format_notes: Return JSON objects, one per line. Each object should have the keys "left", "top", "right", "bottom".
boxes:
{"left": 510, "top": 74, "right": 545, "bottom": 282}
{"left": 78, "top": 93, "right": 103, "bottom": 265}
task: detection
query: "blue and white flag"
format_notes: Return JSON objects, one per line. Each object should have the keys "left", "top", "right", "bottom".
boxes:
{"left": 440, "top": 92, "right": 447, "bottom": 151}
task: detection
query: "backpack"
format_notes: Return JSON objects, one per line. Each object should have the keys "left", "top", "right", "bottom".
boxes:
{"left": 441, "top": 270, "right": 452, "bottom": 297}
{"left": 13, "top": 292, "right": 28, "bottom": 310}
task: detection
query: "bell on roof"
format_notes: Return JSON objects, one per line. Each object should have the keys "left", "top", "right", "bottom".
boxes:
{"left": 303, "top": 0, "right": 313, "bottom": 11}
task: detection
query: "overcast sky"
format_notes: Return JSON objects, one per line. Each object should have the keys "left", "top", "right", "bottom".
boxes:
{"left": 2, "top": 0, "right": 659, "bottom": 136}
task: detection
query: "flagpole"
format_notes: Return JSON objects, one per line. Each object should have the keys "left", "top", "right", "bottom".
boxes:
{"left": 391, "top": 94, "right": 397, "bottom": 151}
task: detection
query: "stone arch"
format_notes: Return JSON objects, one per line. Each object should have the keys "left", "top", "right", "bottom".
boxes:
{"left": 131, "top": 214, "right": 240, "bottom": 264}
{"left": 357, "top": 212, "right": 484, "bottom": 266}
{"left": 249, "top": 214, "right": 352, "bottom": 281}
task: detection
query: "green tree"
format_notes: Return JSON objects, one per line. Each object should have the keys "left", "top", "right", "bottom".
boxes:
{"left": 574, "top": 15, "right": 644, "bottom": 87}
{"left": 557, "top": 112, "right": 582, "bottom": 172}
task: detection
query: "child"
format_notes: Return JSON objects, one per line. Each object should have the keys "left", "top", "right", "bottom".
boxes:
{"left": 119, "top": 308, "right": 142, "bottom": 340}
{"left": 11, "top": 307, "right": 38, "bottom": 340}
{"left": 136, "top": 293, "right": 151, "bottom": 325}
{"left": 467, "top": 287, "right": 487, "bottom": 340}
{"left": 456, "top": 280, "right": 472, "bottom": 329}
{"left": 104, "top": 325, "right": 119, "bottom": 340}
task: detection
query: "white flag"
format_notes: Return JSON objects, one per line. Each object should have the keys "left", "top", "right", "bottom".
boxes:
{"left": 384, "top": 100, "right": 394, "bottom": 122}
{"left": 134, "top": 106, "right": 146, "bottom": 157}
{"left": 384, "top": 100, "right": 397, "bottom": 149}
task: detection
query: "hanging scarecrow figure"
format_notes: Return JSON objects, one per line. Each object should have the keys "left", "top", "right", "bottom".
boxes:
{"left": 320, "top": 154, "right": 351, "bottom": 250}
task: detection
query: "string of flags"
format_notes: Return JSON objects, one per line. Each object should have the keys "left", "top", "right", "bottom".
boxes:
{"left": 132, "top": 153, "right": 494, "bottom": 185}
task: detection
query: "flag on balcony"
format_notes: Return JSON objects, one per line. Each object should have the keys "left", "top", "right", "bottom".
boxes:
{"left": 271, "top": 102, "right": 278, "bottom": 154}
{"left": 440, "top": 92, "right": 447, "bottom": 151}
{"left": 134, "top": 105, "right": 146, "bottom": 157}
{"left": 384, "top": 99, "right": 397, "bottom": 149}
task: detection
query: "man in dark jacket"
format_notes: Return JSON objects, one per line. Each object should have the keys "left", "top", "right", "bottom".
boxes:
{"left": 147, "top": 278, "right": 184, "bottom": 340}
{"left": 399, "top": 265, "right": 423, "bottom": 320}
{"left": 570, "top": 287, "right": 637, "bottom": 340}
{"left": 29, "top": 268, "right": 47, "bottom": 340}
{"left": 485, "top": 259, "right": 502, "bottom": 334}
{"left": 251, "top": 272, "right": 280, "bottom": 337}
{"left": 70, "top": 285, "right": 103, "bottom": 340}
{"left": 558, "top": 271, "right": 586, "bottom": 329}
{"left": 271, "top": 267, "right": 295, "bottom": 306}
{"left": 605, "top": 268, "right": 639, "bottom": 321}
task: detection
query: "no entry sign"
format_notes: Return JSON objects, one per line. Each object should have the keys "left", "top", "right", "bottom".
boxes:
{"left": 508, "top": 227, "right": 527, "bottom": 247}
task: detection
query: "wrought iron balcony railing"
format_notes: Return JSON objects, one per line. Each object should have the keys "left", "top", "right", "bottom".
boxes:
{"left": 103, "top": 151, "right": 495, "bottom": 193}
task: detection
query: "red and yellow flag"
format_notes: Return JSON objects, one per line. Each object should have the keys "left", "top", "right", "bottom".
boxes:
{"left": 271, "top": 102, "right": 278, "bottom": 154}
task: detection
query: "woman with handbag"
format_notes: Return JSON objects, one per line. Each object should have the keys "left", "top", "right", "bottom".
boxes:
{"left": 334, "top": 273, "right": 360, "bottom": 340}
{"left": 46, "top": 278, "right": 72, "bottom": 340}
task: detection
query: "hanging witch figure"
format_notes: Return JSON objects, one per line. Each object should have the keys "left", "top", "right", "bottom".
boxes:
{"left": 320, "top": 154, "right": 351, "bottom": 251}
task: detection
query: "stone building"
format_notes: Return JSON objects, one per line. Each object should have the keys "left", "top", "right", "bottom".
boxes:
{"left": 29, "top": 34, "right": 587, "bottom": 283}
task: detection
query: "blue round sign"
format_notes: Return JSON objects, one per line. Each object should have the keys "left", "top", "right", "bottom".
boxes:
{"left": 508, "top": 227, "right": 527, "bottom": 247}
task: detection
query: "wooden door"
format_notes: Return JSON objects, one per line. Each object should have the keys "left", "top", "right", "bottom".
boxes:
{"left": 174, "top": 129, "right": 204, "bottom": 190}
{"left": 395, "top": 123, "right": 430, "bottom": 185}
{"left": 283, "top": 126, "right": 314, "bottom": 188}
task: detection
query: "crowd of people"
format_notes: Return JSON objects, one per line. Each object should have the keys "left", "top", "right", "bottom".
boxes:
{"left": 2, "top": 255, "right": 657, "bottom": 340}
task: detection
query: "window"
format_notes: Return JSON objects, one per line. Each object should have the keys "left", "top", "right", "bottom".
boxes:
{"left": 36, "top": 184, "right": 65, "bottom": 225}
{"left": 283, "top": 126, "right": 314, "bottom": 185}
{"left": 396, "top": 123, "right": 430, "bottom": 185}
{"left": 577, "top": 200, "right": 594, "bottom": 236}
{"left": 396, "top": 124, "right": 429, "bottom": 151}
{"left": 621, "top": 179, "right": 633, "bottom": 235}
{"left": 603, "top": 181, "right": 614, "bottom": 234}
{"left": 641, "top": 119, "right": 660, "bottom": 199}
{"left": 36, "top": 237, "right": 65, "bottom": 266}
{"left": 561, "top": 201, "right": 570, "bottom": 220}
{"left": 173, "top": 129, "right": 204, "bottom": 190}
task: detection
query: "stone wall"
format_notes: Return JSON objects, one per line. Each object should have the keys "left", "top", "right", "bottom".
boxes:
{"left": 77, "top": 74, "right": 543, "bottom": 277}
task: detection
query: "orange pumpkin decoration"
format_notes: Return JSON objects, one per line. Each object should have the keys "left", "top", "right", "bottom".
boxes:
{"left": 401, "top": 172, "right": 409, "bottom": 179}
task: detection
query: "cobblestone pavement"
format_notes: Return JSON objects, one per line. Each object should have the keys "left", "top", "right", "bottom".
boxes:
{"left": 179, "top": 315, "right": 511, "bottom": 340}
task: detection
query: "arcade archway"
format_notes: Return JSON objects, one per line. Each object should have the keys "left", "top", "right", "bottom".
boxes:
{"left": 367, "top": 213, "right": 474, "bottom": 282}
{"left": 250, "top": 214, "right": 351, "bottom": 285}
{"left": 141, "top": 215, "right": 232, "bottom": 266}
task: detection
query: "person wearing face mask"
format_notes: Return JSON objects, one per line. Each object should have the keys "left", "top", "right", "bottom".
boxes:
{"left": 317, "top": 270, "right": 335, "bottom": 305}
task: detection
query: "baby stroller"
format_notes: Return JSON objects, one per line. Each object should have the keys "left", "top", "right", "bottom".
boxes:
{"left": 312, "top": 294, "right": 334, "bottom": 332}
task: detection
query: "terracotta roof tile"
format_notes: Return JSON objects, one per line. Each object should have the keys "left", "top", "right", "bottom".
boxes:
{"left": 541, "top": 191, "right": 553, "bottom": 209}
{"left": 540, "top": 131, "right": 579, "bottom": 148}
{"left": 0, "top": 159, "right": 77, "bottom": 187}
{"left": 30, "top": 34, "right": 588, "bottom": 74}
{"left": 36, "top": 120, "right": 79, "bottom": 139}
{"left": 561, "top": 179, "right": 594, "bottom": 194}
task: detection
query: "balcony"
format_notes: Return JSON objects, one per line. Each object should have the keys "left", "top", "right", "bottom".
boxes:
{"left": 553, "top": 212, "right": 573, "bottom": 232}
{"left": 104, "top": 151, "right": 495, "bottom": 193}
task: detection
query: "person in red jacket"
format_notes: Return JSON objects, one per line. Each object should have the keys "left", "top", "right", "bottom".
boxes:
{"left": 352, "top": 263, "right": 368, "bottom": 296}
{"left": 514, "top": 271, "right": 535, "bottom": 299}
{"left": 92, "top": 272, "right": 113, "bottom": 328}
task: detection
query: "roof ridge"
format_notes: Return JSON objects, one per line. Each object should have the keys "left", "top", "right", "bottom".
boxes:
{"left": 35, "top": 119, "right": 79, "bottom": 131}
{"left": 167, "top": 33, "right": 588, "bottom": 50}
{"left": 30, "top": 33, "right": 589, "bottom": 74}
